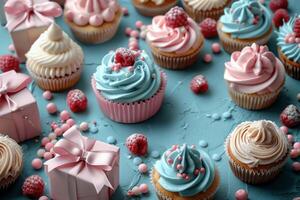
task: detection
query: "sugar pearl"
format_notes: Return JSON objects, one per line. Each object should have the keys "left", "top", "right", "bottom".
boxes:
{"left": 294, "top": 142, "right": 300, "bottom": 149}
{"left": 235, "top": 189, "right": 248, "bottom": 200}
{"left": 60, "top": 110, "right": 70, "bottom": 121}
{"left": 135, "top": 21, "right": 144, "bottom": 29}
{"left": 39, "top": 196, "right": 49, "bottom": 200}
{"left": 203, "top": 54, "right": 213, "bottom": 63}
{"left": 43, "top": 152, "right": 53, "bottom": 160}
{"left": 211, "top": 43, "right": 221, "bottom": 54}
{"left": 125, "top": 27, "right": 132, "bottom": 36}
{"left": 139, "top": 183, "right": 148, "bottom": 194}
{"left": 32, "top": 158, "right": 43, "bottom": 170}
{"left": 138, "top": 163, "right": 148, "bottom": 173}
{"left": 66, "top": 119, "right": 76, "bottom": 127}
{"left": 280, "top": 126, "right": 288, "bottom": 134}
{"left": 61, "top": 123, "right": 70, "bottom": 132}
{"left": 130, "top": 30, "right": 139, "bottom": 38}
{"left": 80, "top": 122, "right": 89, "bottom": 131}
{"left": 46, "top": 103, "right": 57, "bottom": 114}
{"left": 54, "top": 127, "right": 63, "bottom": 136}
{"left": 122, "top": 7, "right": 129, "bottom": 16}
{"left": 45, "top": 142, "right": 54, "bottom": 152}
{"left": 8, "top": 44, "right": 15, "bottom": 52}
{"left": 292, "top": 162, "right": 300, "bottom": 172}
{"left": 288, "top": 134, "right": 294, "bottom": 143}
{"left": 37, "top": 149, "right": 45, "bottom": 158}
{"left": 290, "top": 149, "right": 299, "bottom": 159}
{"left": 41, "top": 137, "right": 50, "bottom": 146}
{"left": 43, "top": 91, "right": 52, "bottom": 100}
{"left": 131, "top": 186, "right": 141, "bottom": 195}
{"left": 48, "top": 132, "right": 57, "bottom": 140}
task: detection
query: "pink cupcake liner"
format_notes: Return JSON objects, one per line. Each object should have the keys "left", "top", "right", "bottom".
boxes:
{"left": 91, "top": 72, "right": 167, "bottom": 123}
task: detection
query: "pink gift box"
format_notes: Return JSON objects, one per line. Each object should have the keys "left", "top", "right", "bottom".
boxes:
{"left": 45, "top": 126, "right": 120, "bottom": 200}
{"left": 0, "top": 70, "right": 41, "bottom": 142}
{"left": 4, "top": 0, "right": 62, "bottom": 62}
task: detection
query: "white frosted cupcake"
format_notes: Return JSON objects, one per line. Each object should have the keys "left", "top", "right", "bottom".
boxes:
{"left": 26, "top": 23, "right": 84, "bottom": 92}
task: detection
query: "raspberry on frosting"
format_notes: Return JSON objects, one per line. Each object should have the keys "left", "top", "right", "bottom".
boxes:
{"left": 165, "top": 6, "right": 188, "bottom": 28}
{"left": 114, "top": 48, "right": 137, "bottom": 66}
{"left": 294, "top": 17, "right": 300, "bottom": 38}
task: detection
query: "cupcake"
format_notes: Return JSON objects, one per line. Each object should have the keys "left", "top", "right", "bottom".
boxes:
{"left": 64, "top": 0, "right": 122, "bottom": 44}
{"left": 182, "top": 0, "right": 232, "bottom": 22}
{"left": 151, "top": 144, "right": 220, "bottom": 200}
{"left": 26, "top": 23, "right": 84, "bottom": 92}
{"left": 146, "top": 6, "right": 204, "bottom": 70}
{"left": 217, "top": 0, "right": 272, "bottom": 53}
{"left": 0, "top": 135, "right": 23, "bottom": 189}
{"left": 132, "top": 0, "right": 177, "bottom": 17}
{"left": 91, "top": 48, "right": 167, "bottom": 123}
{"left": 277, "top": 16, "right": 300, "bottom": 80}
{"left": 225, "top": 120, "right": 289, "bottom": 184}
{"left": 224, "top": 43, "right": 285, "bottom": 110}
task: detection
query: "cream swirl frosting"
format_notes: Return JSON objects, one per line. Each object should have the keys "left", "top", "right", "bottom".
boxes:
{"left": 228, "top": 120, "right": 289, "bottom": 168}
{"left": 139, "top": 0, "right": 164, "bottom": 5}
{"left": 26, "top": 23, "right": 84, "bottom": 79}
{"left": 185, "top": 0, "right": 228, "bottom": 11}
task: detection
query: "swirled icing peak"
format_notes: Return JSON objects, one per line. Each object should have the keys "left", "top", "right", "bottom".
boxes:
{"left": 185, "top": 0, "right": 228, "bottom": 11}
{"left": 65, "top": 0, "right": 120, "bottom": 26}
{"left": 228, "top": 120, "right": 289, "bottom": 168}
{"left": 220, "top": 0, "right": 272, "bottom": 39}
{"left": 93, "top": 48, "right": 161, "bottom": 103}
{"left": 48, "top": 23, "right": 63, "bottom": 41}
{"left": 154, "top": 144, "right": 215, "bottom": 197}
{"left": 224, "top": 43, "right": 285, "bottom": 94}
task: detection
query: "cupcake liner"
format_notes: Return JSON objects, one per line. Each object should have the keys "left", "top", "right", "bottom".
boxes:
{"left": 217, "top": 21, "right": 272, "bottom": 54}
{"left": 182, "top": 0, "right": 231, "bottom": 22}
{"left": 225, "top": 136, "right": 289, "bottom": 185}
{"left": 91, "top": 72, "right": 167, "bottom": 123}
{"left": 132, "top": 0, "right": 177, "bottom": 17}
{"left": 149, "top": 36, "right": 204, "bottom": 70}
{"left": 65, "top": 9, "right": 122, "bottom": 44}
{"left": 278, "top": 48, "right": 300, "bottom": 80}
{"left": 227, "top": 82, "right": 284, "bottom": 110}
{"left": 27, "top": 67, "right": 82, "bottom": 92}
{"left": 150, "top": 168, "right": 219, "bottom": 200}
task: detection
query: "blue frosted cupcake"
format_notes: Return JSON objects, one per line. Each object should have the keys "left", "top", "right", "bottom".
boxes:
{"left": 217, "top": 0, "right": 272, "bottom": 53}
{"left": 151, "top": 144, "right": 220, "bottom": 200}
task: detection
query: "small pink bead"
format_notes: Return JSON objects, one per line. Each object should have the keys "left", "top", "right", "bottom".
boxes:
{"left": 138, "top": 163, "right": 148, "bottom": 173}
{"left": 51, "top": 122, "right": 58, "bottom": 130}
{"left": 280, "top": 126, "right": 288, "bottom": 134}
{"left": 165, "top": 150, "right": 171, "bottom": 157}
{"left": 203, "top": 54, "right": 213, "bottom": 63}
{"left": 290, "top": 149, "right": 299, "bottom": 159}
{"left": 292, "top": 162, "right": 300, "bottom": 172}
{"left": 61, "top": 123, "right": 70, "bottom": 132}
{"left": 80, "top": 122, "right": 89, "bottom": 132}
{"left": 194, "top": 169, "right": 200, "bottom": 175}
{"left": 125, "top": 27, "right": 132, "bottom": 36}
{"left": 43, "top": 91, "right": 52, "bottom": 100}
{"left": 41, "top": 137, "right": 50, "bottom": 146}
{"left": 288, "top": 134, "right": 294, "bottom": 143}
{"left": 288, "top": 37, "right": 295, "bottom": 43}
{"left": 66, "top": 119, "right": 76, "bottom": 127}
{"left": 43, "top": 152, "right": 53, "bottom": 160}
{"left": 185, "top": 175, "right": 189, "bottom": 180}
{"left": 235, "top": 189, "right": 248, "bottom": 200}
{"left": 60, "top": 110, "right": 70, "bottom": 121}
{"left": 135, "top": 21, "right": 144, "bottom": 29}
{"left": 46, "top": 103, "right": 57, "bottom": 114}
{"left": 122, "top": 7, "right": 129, "bottom": 16}
{"left": 130, "top": 30, "right": 139, "bottom": 38}
{"left": 54, "top": 127, "right": 63, "bottom": 136}
{"left": 8, "top": 44, "right": 15, "bottom": 52}
{"left": 167, "top": 158, "right": 173, "bottom": 164}
{"left": 294, "top": 142, "right": 300, "bottom": 149}
{"left": 48, "top": 132, "right": 57, "bottom": 140}
{"left": 39, "top": 196, "right": 49, "bottom": 200}
{"left": 139, "top": 183, "right": 148, "bottom": 194}
{"left": 32, "top": 158, "right": 43, "bottom": 170}
{"left": 211, "top": 43, "right": 221, "bottom": 54}
{"left": 200, "top": 167, "right": 205, "bottom": 174}
{"left": 176, "top": 164, "right": 183, "bottom": 170}
{"left": 45, "top": 142, "right": 54, "bottom": 152}
{"left": 37, "top": 149, "right": 45, "bottom": 158}
{"left": 178, "top": 156, "right": 182, "bottom": 161}
{"left": 131, "top": 186, "right": 141, "bottom": 195}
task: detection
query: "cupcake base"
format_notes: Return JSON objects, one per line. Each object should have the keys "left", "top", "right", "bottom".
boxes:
{"left": 151, "top": 168, "right": 220, "bottom": 200}
{"left": 148, "top": 35, "right": 204, "bottom": 70}
{"left": 132, "top": 0, "right": 177, "bottom": 17}
{"left": 278, "top": 48, "right": 300, "bottom": 80}
{"left": 91, "top": 72, "right": 167, "bottom": 123}
{"left": 182, "top": 0, "right": 231, "bottom": 22}
{"left": 217, "top": 21, "right": 273, "bottom": 53}
{"left": 64, "top": 9, "right": 122, "bottom": 44}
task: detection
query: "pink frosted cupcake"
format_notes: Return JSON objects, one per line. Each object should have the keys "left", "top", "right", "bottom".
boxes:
{"left": 224, "top": 43, "right": 285, "bottom": 110}
{"left": 64, "top": 0, "right": 122, "bottom": 44}
{"left": 91, "top": 48, "right": 167, "bottom": 123}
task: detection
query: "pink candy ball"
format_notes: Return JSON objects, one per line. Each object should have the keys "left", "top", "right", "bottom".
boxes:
{"left": 138, "top": 163, "right": 148, "bottom": 173}
{"left": 45, "top": 142, "right": 54, "bottom": 152}
{"left": 80, "top": 122, "right": 89, "bottom": 131}
{"left": 203, "top": 54, "right": 213, "bottom": 63}
{"left": 8, "top": 44, "right": 15, "bottom": 52}
{"left": 130, "top": 30, "right": 139, "bottom": 38}
{"left": 61, "top": 123, "right": 70, "bottom": 132}
{"left": 54, "top": 127, "right": 63, "bottom": 136}
{"left": 280, "top": 126, "right": 288, "bottom": 134}
{"left": 39, "top": 196, "right": 49, "bottom": 200}
{"left": 135, "top": 21, "right": 144, "bottom": 29}
{"left": 292, "top": 162, "right": 300, "bottom": 172}
{"left": 43, "top": 91, "right": 52, "bottom": 100}
{"left": 290, "top": 149, "right": 299, "bottom": 159}
{"left": 41, "top": 137, "right": 50, "bottom": 146}
{"left": 211, "top": 43, "right": 221, "bottom": 54}
{"left": 46, "top": 103, "right": 57, "bottom": 114}
{"left": 235, "top": 189, "right": 248, "bottom": 200}
{"left": 288, "top": 134, "right": 294, "bottom": 143}
{"left": 43, "top": 152, "right": 53, "bottom": 160}
{"left": 60, "top": 110, "right": 70, "bottom": 121}
{"left": 125, "top": 27, "right": 132, "bottom": 36}
{"left": 122, "top": 7, "right": 129, "bottom": 16}
{"left": 66, "top": 119, "right": 76, "bottom": 127}
{"left": 32, "top": 158, "right": 43, "bottom": 170}
{"left": 294, "top": 142, "right": 300, "bottom": 149}
{"left": 139, "top": 183, "right": 148, "bottom": 194}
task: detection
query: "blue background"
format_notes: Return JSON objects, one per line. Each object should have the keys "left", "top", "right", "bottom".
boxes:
{"left": 0, "top": 0, "right": 299, "bottom": 199}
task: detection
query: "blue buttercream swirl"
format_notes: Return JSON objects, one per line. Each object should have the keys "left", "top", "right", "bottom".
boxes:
{"left": 277, "top": 16, "right": 300, "bottom": 63}
{"left": 220, "top": 0, "right": 272, "bottom": 39}
{"left": 154, "top": 144, "right": 215, "bottom": 197}
{"left": 94, "top": 50, "right": 161, "bottom": 103}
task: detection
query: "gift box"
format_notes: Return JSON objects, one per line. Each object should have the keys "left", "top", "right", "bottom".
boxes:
{"left": 0, "top": 0, "right": 7, "bottom": 26}
{"left": 4, "top": 0, "right": 62, "bottom": 62}
{"left": 0, "top": 70, "right": 42, "bottom": 143}
{"left": 45, "top": 126, "right": 120, "bottom": 200}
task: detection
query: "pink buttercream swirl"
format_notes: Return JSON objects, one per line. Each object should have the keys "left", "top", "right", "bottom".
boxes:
{"left": 146, "top": 16, "right": 200, "bottom": 54}
{"left": 224, "top": 43, "right": 285, "bottom": 94}
{"left": 65, "top": 0, "right": 119, "bottom": 26}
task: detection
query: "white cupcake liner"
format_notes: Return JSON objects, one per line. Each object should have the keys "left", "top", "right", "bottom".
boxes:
{"left": 132, "top": 0, "right": 178, "bottom": 17}
{"left": 278, "top": 48, "right": 300, "bottom": 80}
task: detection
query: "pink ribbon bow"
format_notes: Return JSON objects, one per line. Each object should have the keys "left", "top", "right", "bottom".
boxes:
{"left": 45, "top": 126, "right": 118, "bottom": 193}
{"left": 0, "top": 70, "right": 32, "bottom": 111}
{"left": 5, "top": 0, "right": 62, "bottom": 32}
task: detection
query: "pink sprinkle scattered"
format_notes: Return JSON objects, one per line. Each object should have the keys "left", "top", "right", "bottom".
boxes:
{"left": 203, "top": 54, "right": 213, "bottom": 63}
{"left": 211, "top": 42, "right": 221, "bottom": 54}
{"left": 46, "top": 103, "right": 57, "bottom": 114}
{"left": 43, "top": 152, "right": 53, "bottom": 160}
{"left": 45, "top": 142, "right": 54, "bottom": 152}
{"left": 138, "top": 163, "right": 148, "bottom": 173}
{"left": 41, "top": 137, "right": 50, "bottom": 146}
{"left": 42, "top": 91, "right": 52, "bottom": 100}
{"left": 139, "top": 183, "right": 148, "bottom": 194}
{"left": 135, "top": 21, "right": 144, "bottom": 29}
{"left": 32, "top": 158, "right": 43, "bottom": 170}
{"left": 292, "top": 162, "right": 300, "bottom": 172}
{"left": 122, "top": 7, "right": 129, "bottom": 16}
{"left": 280, "top": 126, "right": 288, "bottom": 134}
{"left": 8, "top": 44, "right": 15, "bottom": 52}
{"left": 235, "top": 189, "right": 248, "bottom": 200}
{"left": 60, "top": 110, "right": 70, "bottom": 121}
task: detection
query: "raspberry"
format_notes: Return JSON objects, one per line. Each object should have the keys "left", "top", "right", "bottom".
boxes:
{"left": 0, "top": 55, "right": 20, "bottom": 72}
{"left": 190, "top": 75, "right": 208, "bottom": 94}
{"left": 280, "top": 105, "right": 300, "bottom": 128}
{"left": 165, "top": 6, "right": 188, "bottom": 28}
{"left": 272, "top": 9, "right": 290, "bottom": 28}
{"left": 294, "top": 18, "right": 300, "bottom": 38}
{"left": 269, "top": 0, "right": 288, "bottom": 13}
{"left": 199, "top": 18, "right": 218, "bottom": 38}
{"left": 67, "top": 89, "right": 88, "bottom": 113}
{"left": 114, "top": 48, "right": 136, "bottom": 67}
{"left": 126, "top": 133, "right": 148, "bottom": 156}
{"left": 22, "top": 175, "right": 45, "bottom": 198}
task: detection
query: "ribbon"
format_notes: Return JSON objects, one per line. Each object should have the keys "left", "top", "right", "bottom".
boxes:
{"left": 45, "top": 126, "right": 118, "bottom": 194}
{"left": 0, "top": 70, "right": 32, "bottom": 111}
{"left": 5, "top": 0, "right": 62, "bottom": 32}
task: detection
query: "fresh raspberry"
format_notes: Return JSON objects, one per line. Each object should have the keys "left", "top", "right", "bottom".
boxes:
{"left": 67, "top": 89, "right": 88, "bottom": 113}
{"left": 269, "top": 0, "right": 288, "bottom": 13}
{"left": 165, "top": 6, "right": 188, "bottom": 28}
{"left": 190, "top": 75, "right": 208, "bottom": 94}
{"left": 272, "top": 9, "right": 290, "bottom": 28}
{"left": 0, "top": 55, "right": 20, "bottom": 72}
{"left": 22, "top": 175, "right": 45, "bottom": 198}
{"left": 126, "top": 133, "right": 148, "bottom": 156}
{"left": 199, "top": 18, "right": 218, "bottom": 38}
{"left": 280, "top": 105, "right": 300, "bottom": 128}
{"left": 294, "top": 18, "right": 300, "bottom": 38}
{"left": 114, "top": 48, "right": 136, "bottom": 67}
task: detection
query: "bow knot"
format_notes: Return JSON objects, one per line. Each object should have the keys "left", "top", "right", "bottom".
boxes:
{"left": 0, "top": 84, "right": 8, "bottom": 95}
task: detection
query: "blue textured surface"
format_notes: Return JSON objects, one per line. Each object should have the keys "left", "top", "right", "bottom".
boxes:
{"left": 0, "top": 0, "right": 299, "bottom": 199}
